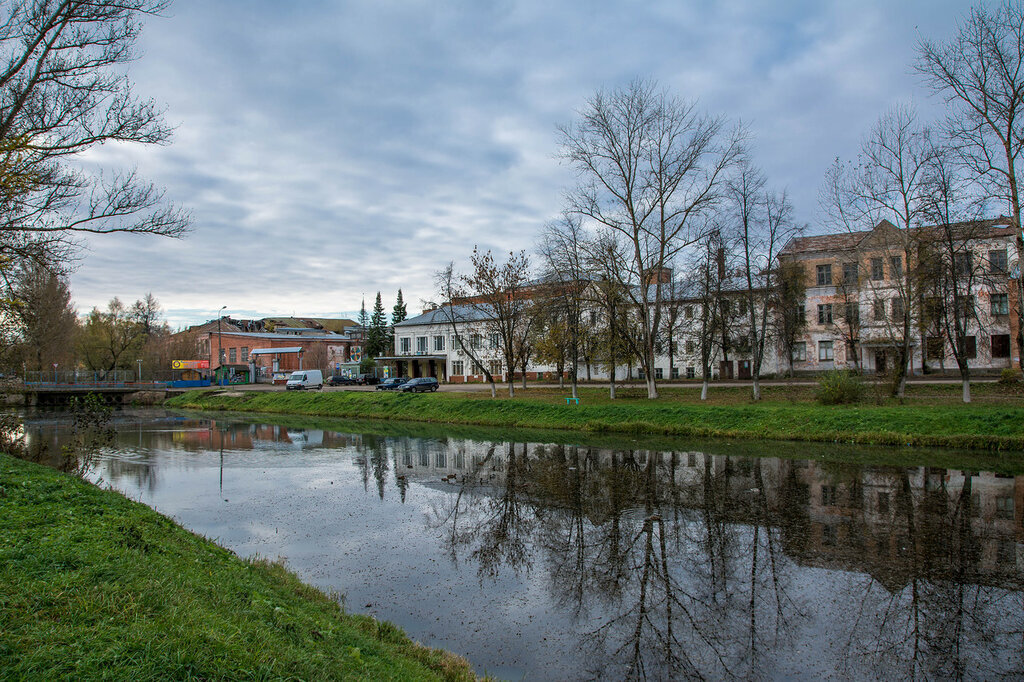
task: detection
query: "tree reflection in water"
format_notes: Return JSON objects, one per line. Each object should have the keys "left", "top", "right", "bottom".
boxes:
{"left": 420, "top": 441, "right": 1022, "bottom": 680}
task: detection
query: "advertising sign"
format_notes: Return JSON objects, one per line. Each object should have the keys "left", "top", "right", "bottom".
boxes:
{"left": 172, "top": 360, "right": 210, "bottom": 370}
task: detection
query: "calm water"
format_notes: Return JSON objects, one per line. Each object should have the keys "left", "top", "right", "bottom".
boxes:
{"left": 22, "top": 409, "right": 1024, "bottom": 681}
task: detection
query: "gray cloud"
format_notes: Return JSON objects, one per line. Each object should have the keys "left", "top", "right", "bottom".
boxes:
{"left": 69, "top": 0, "right": 973, "bottom": 326}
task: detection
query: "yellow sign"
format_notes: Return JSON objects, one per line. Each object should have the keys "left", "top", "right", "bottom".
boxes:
{"left": 172, "top": 360, "right": 210, "bottom": 370}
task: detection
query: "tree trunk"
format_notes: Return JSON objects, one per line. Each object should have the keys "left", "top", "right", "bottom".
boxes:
{"left": 960, "top": 365, "right": 971, "bottom": 404}
{"left": 489, "top": 379, "right": 497, "bottom": 398}
{"left": 609, "top": 360, "right": 617, "bottom": 400}
{"left": 646, "top": 375, "right": 658, "bottom": 399}
{"left": 571, "top": 354, "right": 579, "bottom": 400}
{"left": 752, "top": 375, "right": 761, "bottom": 401}
{"left": 557, "top": 360, "right": 564, "bottom": 388}
{"left": 701, "top": 378, "right": 709, "bottom": 400}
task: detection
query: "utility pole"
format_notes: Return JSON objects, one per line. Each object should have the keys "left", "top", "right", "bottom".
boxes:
{"left": 217, "top": 305, "right": 226, "bottom": 385}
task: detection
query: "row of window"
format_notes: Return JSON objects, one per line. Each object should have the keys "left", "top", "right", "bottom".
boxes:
{"left": 814, "top": 249, "right": 1007, "bottom": 287}
{"left": 399, "top": 333, "right": 504, "bottom": 354}
{"left": 810, "top": 293, "right": 1009, "bottom": 327}
{"left": 790, "top": 334, "right": 1012, "bottom": 363}
{"left": 220, "top": 346, "right": 249, "bottom": 363}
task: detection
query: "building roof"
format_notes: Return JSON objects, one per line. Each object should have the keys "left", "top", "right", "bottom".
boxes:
{"left": 249, "top": 346, "right": 304, "bottom": 355}
{"left": 204, "top": 330, "right": 356, "bottom": 342}
{"left": 780, "top": 218, "right": 1015, "bottom": 256}
{"left": 394, "top": 304, "right": 496, "bottom": 327}
{"left": 262, "top": 317, "right": 358, "bottom": 333}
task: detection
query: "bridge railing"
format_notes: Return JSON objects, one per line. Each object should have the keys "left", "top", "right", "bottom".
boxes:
{"left": 23, "top": 370, "right": 167, "bottom": 388}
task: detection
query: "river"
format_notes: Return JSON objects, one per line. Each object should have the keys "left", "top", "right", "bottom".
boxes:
{"left": 21, "top": 409, "right": 1024, "bottom": 680}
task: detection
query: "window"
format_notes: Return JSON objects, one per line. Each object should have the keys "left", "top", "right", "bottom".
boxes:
{"left": 419, "top": 451, "right": 429, "bottom": 467}
{"left": 684, "top": 306, "right": 693, "bottom": 319}
{"left": 957, "top": 335, "right": 978, "bottom": 359}
{"left": 685, "top": 340, "right": 695, "bottom": 354}
{"left": 890, "top": 255, "right": 903, "bottom": 278}
{"left": 989, "top": 249, "right": 1008, "bottom": 274}
{"left": 958, "top": 295, "right": 975, "bottom": 320}
{"left": 416, "top": 336, "right": 428, "bottom": 352}
{"left": 241, "top": 347, "right": 248, "bottom": 362}
{"left": 489, "top": 360, "right": 502, "bottom": 376}
{"left": 996, "top": 496, "right": 1015, "bottom": 520}
{"left": 873, "top": 298, "right": 885, "bottom": 322}
{"left": 796, "top": 306, "right": 806, "bottom": 324}
{"left": 589, "top": 311, "right": 597, "bottom": 325}
{"left": 655, "top": 368, "right": 664, "bottom": 380}
{"left": 991, "top": 293, "right": 1009, "bottom": 315}
{"left": 842, "top": 262, "right": 859, "bottom": 284}
{"left": 817, "top": 303, "right": 833, "bottom": 325}
{"left": 819, "top": 340, "right": 834, "bottom": 361}
{"left": 450, "top": 334, "right": 458, "bottom": 350}
{"left": 671, "top": 367, "right": 680, "bottom": 379}
{"left": 739, "top": 298, "right": 748, "bottom": 315}
{"left": 435, "top": 452, "right": 446, "bottom": 468}
{"left": 816, "top": 264, "right": 833, "bottom": 286}
{"left": 892, "top": 297, "right": 905, "bottom": 322}
{"left": 451, "top": 360, "right": 464, "bottom": 375}
{"left": 686, "top": 366, "right": 695, "bottom": 379}
{"left": 229, "top": 347, "right": 236, "bottom": 363}
{"left": 877, "top": 492, "right": 890, "bottom": 514}
{"left": 489, "top": 332, "right": 500, "bottom": 349}
{"left": 793, "top": 341, "right": 807, "bottom": 361}
{"left": 927, "top": 336, "right": 945, "bottom": 360}
{"left": 433, "top": 335, "right": 445, "bottom": 351}
{"left": 821, "top": 485, "right": 837, "bottom": 506}
{"left": 844, "top": 302, "right": 860, "bottom": 325}
{"left": 954, "top": 251, "right": 974, "bottom": 276}
{"left": 400, "top": 337, "right": 411, "bottom": 353}
{"left": 470, "top": 333, "right": 482, "bottom": 350}
{"left": 871, "top": 257, "right": 884, "bottom": 280}
{"left": 992, "top": 334, "right": 1011, "bottom": 359}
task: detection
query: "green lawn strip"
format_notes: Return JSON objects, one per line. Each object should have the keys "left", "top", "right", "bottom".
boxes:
{"left": 0, "top": 454, "right": 475, "bottom": 681}
{"left": 165, "top": 390, "right": 1024, "bottom": 451}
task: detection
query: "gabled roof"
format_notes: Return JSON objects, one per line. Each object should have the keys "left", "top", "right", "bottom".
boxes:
{"left": 780, "top": 217, "right": 1014, "bottom": 256}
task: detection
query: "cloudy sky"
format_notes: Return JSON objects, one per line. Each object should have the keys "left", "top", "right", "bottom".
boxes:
{"left": 70, "top": 0, "right": 974, "bottom": 328}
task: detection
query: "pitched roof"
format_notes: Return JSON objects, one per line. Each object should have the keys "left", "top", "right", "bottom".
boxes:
{"left": 780, "top": 218, "right": 1014, "bottom": 256}
{"left": 394, "top": 304, "right": 496, "bottom": 327}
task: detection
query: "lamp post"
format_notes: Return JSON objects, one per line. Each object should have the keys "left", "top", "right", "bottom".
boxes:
{"left": 217, "top": 305, "right": 226, "bottom": 384}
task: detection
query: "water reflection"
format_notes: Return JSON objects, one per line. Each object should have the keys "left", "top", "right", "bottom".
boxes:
{"left": 20, "top": 411, "right": 1024, "bottom": 680}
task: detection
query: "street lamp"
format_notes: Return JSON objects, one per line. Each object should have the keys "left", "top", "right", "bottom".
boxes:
{"left": 217, "top": 305, "right": 226, "bottom": 384}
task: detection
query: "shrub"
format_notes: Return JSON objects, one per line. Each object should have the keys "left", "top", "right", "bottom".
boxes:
{"left": 816, "top": 370, "right": 863, "bottom": 405}
{"left": 999, "top": 368, "right": 1021, "bottom": 384}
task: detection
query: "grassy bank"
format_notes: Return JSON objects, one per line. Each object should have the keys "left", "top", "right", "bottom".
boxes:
{"left": 0, "top": 454, "right": 474, "bottom": 680}
{"left": 166, "top": 388, "right": 1024, "bottom": 451}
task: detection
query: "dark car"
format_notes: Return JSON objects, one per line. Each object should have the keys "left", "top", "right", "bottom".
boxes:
{"left": 375, "top": 377, "right": 409, "bottom": 391}
{"left": 356, "top": 373, "right": 380, "bottom": 385}
{"left": 328, "top": 375, "right": 357, "bottom": 386}
{"left": 398, "top": 377, "right": 439, "bottom": 393}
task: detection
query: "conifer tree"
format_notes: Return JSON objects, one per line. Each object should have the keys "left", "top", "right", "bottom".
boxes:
{"left": 366, "top": 292, "right": 388, "bottom": 357}
{"left": 389, "top": 289, "right": 407, "bottom": 354}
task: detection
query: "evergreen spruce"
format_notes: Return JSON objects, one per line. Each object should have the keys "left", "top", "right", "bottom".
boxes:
{"left": 389, "top": 289, "right": 407, "bottom": 353}
{"left": 366, "top": 292, "right": 388, "bottom": 357}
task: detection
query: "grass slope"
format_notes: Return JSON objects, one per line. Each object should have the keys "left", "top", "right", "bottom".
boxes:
{"left": 166, "top": 388, "right": 1024, "bottom": 451}
{"left": 0, "top": 454, "right": 475, "bottom": 681}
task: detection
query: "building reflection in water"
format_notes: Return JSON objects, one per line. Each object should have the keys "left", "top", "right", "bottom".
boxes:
{"left": 21, "top": 413, "right": 1024, "bottom": 680}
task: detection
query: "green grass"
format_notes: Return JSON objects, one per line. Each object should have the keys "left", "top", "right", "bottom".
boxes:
{"left": 165, "top": 387, "right": 1024, "bottom": 452}
{"left": 0, "top": 453, "right": 475, "bottom": 681}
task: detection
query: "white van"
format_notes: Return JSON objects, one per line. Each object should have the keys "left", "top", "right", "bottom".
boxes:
{"left": 285, "top": 369, "right": 323, "bottom": 390}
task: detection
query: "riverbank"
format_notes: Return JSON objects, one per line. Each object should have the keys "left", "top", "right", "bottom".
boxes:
{"left": 0, "top": 453, "right": 475, "bottom": 680}
{"left": 166, "top": 388, "right": 1024, "bottom": 451}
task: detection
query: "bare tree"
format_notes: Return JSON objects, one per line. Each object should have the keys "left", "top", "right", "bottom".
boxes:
{"left": 586, "top": 230, "right": 637, "bottom": 400}
{"left": 461, "top": 248, "right": 535, "bottom": 398}
{"left": 823, "top": 105, "right": 937, "bottom": 398}
{"left": 689, "top": 230, "right": 725, "bottom": 399}
{"left": 917, "top": 1, "right": 1024, "bottom": 368}
{"left": 774, "top": 259, "right": 807, "bottom": 378}
{"left": 559, "top": 78, "right": 743, "bottom": 398}
{"left": 537, "top": 213, "right": 589, "bottom": 400}
{"left": 727, "top": 160, "right": 801, "bottom": 400}
{"left": 434, "top": 263, "right": 499, "bottom": 398}
{"left": 0, "top": 0, "right": 190, "bottom": 278}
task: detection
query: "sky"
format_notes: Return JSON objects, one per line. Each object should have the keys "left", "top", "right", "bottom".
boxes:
{"left": 68, "top": 0, "right": 978, "bottom": 328}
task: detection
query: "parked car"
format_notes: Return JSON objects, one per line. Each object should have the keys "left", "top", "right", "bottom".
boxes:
{"left": 398, "top": 377, "right": 439, "bottom": 393}
{"left": 356, "top": 373, "right": 380, "bottom": 385}
{"left": 328, "top": 375, "right": 357, "bottom": 386}
{"left": 286, "top": 369, "right": 323, "bottom": 390}
{"left": 376, "top": 377, "right": 409, "bottom": 391}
